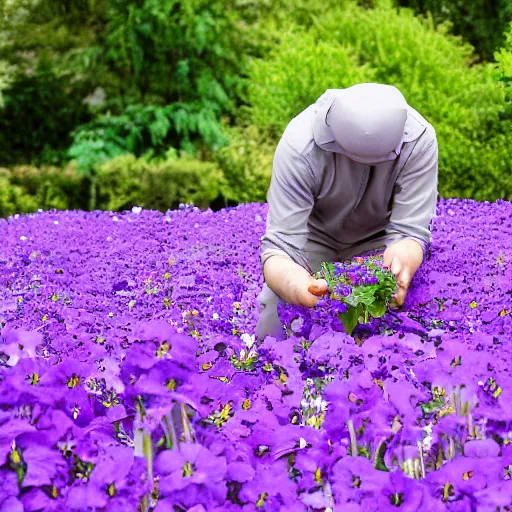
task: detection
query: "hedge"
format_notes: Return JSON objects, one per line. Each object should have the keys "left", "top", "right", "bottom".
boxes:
{"left": 0, "top": 156, "right": 228, "bottom": 218}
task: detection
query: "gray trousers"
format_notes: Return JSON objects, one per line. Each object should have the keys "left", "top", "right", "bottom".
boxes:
{"left": 254, "top": 240, "right": 387, "bottom": 340}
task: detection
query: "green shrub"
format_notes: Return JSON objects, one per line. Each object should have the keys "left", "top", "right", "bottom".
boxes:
{"left": 0, "top": 165, "right": 89, "bottom": 217}
{"left": 0, "top": 155, "right": 227, "bottom": 218}
{"left": 68, "top": 103, "right": 229, "bottom": 177}
{"left": 0, "top": 171, "right": 38, "bottom": 218}
{"left": 0, "top": 63, "right": 91, "bottom": 167}
{"left": 212, "top": 126, "right": 274, "bottom": 204}
{"left": 244, "top": 28, "right": 375, "bottom": 139}
{"left": 8, "top": 165, "right": 90, "bottom": 211}
{"left": 95, "top": 154, "right": 225, "bottom": 212}
{"left": 496, "top": 23, "right": 512, "bottom": 113}
{"left": 316, "top": 2, "right": 512, "bottom": 200}
{"left": 245, "top": 1, "right": 512, "bottom": 200}
{"left": 396, "top": 0, "right": 512, "bottom": 62}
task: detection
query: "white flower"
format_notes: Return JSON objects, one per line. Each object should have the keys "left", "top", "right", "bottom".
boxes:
{"left": 20, "top": 236, "right": 27, "bottom": 241}
{"left": 300, "top": 399, "right": 311, "bottom": 409}
{"left": 131, "top": 206, "right": 143, "bottom": 214}
{"left": 112, "top": 216, "right": 119, "bottom": 222}
{"left": 212, "top": 313, "right": 219, "bottom": 321}
{"left": 241, "top": 333, "right": 255, "bottom": 348}
{"left": 299, "top": 437, "right": 307, "bottom": 449}
{"left": 54, "top": 221, "right": 59, "bottom": 225}
{"left": 313, "top": 396, "right": 328, "bottom": 413}
{"left": 422, "top": 423, "right": 433, "bottom": 451}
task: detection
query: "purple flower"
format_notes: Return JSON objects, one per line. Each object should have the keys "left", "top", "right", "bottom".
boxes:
{"left": 0, "top": 199, "right": 511, "bottom": 509}
{"left": 0, "top": 419, "right": 36, "bottom": 465}
{"left": 156, "top": 443, "right": 227, "bottom": 500}
{"left": 332, "top": 456, "right": 390, "bottom": 504}
{"left": 0, "top": 325, "right": 43, "bottom": 366}
{"left": 463, "top": 439, "right": 500, "bottom": 458}
{"left": 22, "top": 445, "right": 67, "bottom": 487}
{"left": 238, "top": 460, "right": 298, "bottom": 506}
{"left": 378, "top": 470, "right": 424, "bottom": 512}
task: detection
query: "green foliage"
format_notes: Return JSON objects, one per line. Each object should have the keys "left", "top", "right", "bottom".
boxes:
{"left": 0, "top": 60, "right": 15, "bottom": 108}
{"left": 0, "top": 172, "right": 38, "bottom": 218}
{"left": 212, "top": 126, "right": 274, "bottom": 204}
{"left": 317, "top": 3, "right": 512, "bottom": 200}
{"left": 95, "top": 153, "right": 224, "bottom": 212}
{"left": 0, "top": 0, "right": 511, "bottom": 206}
{"left": 318, "top": 257, "right": 397, "bottom": 336}
{"left": 82, "top": 0, "right": 247, "bottom": 155}
{"left": 8, "top": 165, "right": 90, "bottom": 211}
{"left": 0, "top": 155, "right": 227, "bottom": 218}
{"left": 0, "top": 62, "right": 91, "bottom": 166}
{"left": 246, "top": 2, "right": 512, "bottom": 200}
{"left": 0, "top": 0, "right": 105, "bottom": 165}
{"left": 69, "top": 103, "right": 228, "bottom": 176}
{"left": 0, "top": 0, "right": 249, "bottom": 167}
{"left": 496, "top": 24, "right": 512, "bottom": 114}
{"left": 101, "top": 0, "right": 243, "bottom": 104}
{"left": 395, "top": 0, "right": 512, "bottom": 62}
{"left": 245, "top": 28, "right": 375, "bottom": 139}
{"left": 0, "top": 165, "right": 88, "bottom": 217}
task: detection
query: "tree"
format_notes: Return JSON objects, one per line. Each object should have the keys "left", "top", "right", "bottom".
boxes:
{"left": 394, "top": 0, "right": 512, "bottom": 61}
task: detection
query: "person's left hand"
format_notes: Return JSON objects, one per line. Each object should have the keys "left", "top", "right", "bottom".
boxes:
{"left": 383, "top": 238, "right": 424, "bottom": 307}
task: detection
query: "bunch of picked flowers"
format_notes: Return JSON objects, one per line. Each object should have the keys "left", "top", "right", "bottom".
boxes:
{"left": 313, "top": 255, "right": 397, "bottom": 335}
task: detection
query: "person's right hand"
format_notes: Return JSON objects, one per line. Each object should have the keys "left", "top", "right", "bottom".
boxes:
{"left": 263, "top": 255, "right": 329, "bottom": 308}
{"left": 300, "top": 277, "right": 329, "bottom": 307}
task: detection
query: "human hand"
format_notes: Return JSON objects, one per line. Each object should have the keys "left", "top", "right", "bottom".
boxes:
{"left": 263, "top": 256, "right": 328, "bottom": 308}
{"left": 304, "top": 277, "right": 329, "bottom": 306}
{"left": 383, "top": 238, "right": 424, "bottom": 307}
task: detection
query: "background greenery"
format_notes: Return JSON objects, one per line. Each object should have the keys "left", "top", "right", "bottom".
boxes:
{"left": 0, "top": 0, "right": 511, "bottom": 217}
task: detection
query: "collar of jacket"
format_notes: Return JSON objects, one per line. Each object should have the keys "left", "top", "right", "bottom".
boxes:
{"left": 312, "top": 89, "right": 428, "bottom": 158}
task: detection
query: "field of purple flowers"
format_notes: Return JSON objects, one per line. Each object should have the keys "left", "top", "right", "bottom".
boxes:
{"left": 0, "top": 199, "right": 511, "bottom": 512}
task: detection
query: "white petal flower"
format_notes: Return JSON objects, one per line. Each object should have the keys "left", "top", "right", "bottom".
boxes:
{"left": 241, "top": 333, "right": 255, "bottom": 348}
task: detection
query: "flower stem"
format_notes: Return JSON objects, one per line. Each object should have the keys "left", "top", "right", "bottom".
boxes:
{"left": 466, "top": 412, "right": 474, "bottom": 439}
{"left": 347, "top": 419, "right": 357, "bottom": 456}
{"left": 181, "top": 403, "right": 195, "bottom": 443}
{"left": 417, "top": 441, "right": 425, "bottom": 479}
{"left": 163, "top": 412, "right": 179, "bottom": 450}
{"left": 372, "top": 438, "right": 385, "bottom": 468}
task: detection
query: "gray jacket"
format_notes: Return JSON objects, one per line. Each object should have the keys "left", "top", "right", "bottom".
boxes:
{"left": 260, "top": 89, "right": 439, "bottom": 272}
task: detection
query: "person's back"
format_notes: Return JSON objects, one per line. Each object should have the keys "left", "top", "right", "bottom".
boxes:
{"left": 256, "top": 83, "right": 438, "bottom": 340}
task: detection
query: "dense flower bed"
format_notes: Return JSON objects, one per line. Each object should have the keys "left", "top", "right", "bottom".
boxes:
{"left": 0, "top": 199, "right": 511, "bottom": 512}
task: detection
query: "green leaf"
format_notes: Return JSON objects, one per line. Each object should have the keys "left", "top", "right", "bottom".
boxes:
{"left": 340, "top": 306, "right": 359, "bottom": 336}
{"left": 349, "top": 285, "right": 378, "bottom": 307}
{"left": 367, "top": 298, "right": 387, "bottom": 318}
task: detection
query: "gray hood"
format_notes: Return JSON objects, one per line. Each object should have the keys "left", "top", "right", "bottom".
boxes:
{"left": 312, "top": 84, "right": 427, "bottom": 164}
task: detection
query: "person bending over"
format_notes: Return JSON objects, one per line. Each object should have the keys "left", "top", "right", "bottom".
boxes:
{"left": 256, "top": 83, "right": 438, "bottom": 340}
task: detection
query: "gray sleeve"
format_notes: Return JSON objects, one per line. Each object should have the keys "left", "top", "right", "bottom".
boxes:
{"left": 385, "top": 125, "right": 438, "bottom": 255}
{"left": 260, "top": 138, "right": 316, "bottom": 271}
